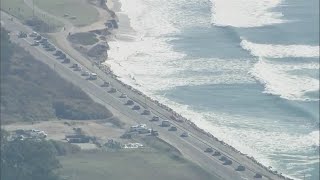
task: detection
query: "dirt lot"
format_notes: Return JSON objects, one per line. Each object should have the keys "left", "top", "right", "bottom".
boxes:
{"left": 3, "top": 120, "right": 125, "bottom": 142}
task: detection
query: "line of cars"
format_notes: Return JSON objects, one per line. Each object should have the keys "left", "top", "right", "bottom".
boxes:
{"left": 21, "top": 31, "right": 263, "bottom": 179}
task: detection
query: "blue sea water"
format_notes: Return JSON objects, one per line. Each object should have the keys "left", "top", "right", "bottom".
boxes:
{"left": 107, "top": 0, "right": 320, "bottom": 179}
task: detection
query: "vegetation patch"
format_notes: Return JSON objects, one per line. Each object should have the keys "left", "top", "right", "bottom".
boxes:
{"left": 1, "top": 0, "right": 62, "bottom": 32}
{"left": 68, "top": 32, "right": 99, "bottom": 46}
{"left": 0, "top": 28, "right": 112, "bottom": 123}
{"left": 34, "top": 0, "right": 99, "bottom": 27}
{"left": 58, "top": 148, "right": 216, "bottom": 180}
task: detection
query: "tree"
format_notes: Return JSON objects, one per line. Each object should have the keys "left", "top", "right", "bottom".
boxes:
{"left": 1, "top": 130, "right": 61, "bottom": 180}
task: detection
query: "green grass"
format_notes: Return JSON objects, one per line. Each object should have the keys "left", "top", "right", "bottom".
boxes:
{"left": 34, "top": 0, "right": 99, "bottom": 27}
{"left": 59, "top": 150, "right": 216, "bottom": 180}
{"left": 0, "top": 0, "right": 63, "bottom": 32}
{"left": 68, "top": 32, "right": 99, "bottom": 46}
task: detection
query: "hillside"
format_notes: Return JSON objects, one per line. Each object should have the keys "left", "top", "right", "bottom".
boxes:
{"left": 0, "top": 28, "right": 112, "bottom": 123}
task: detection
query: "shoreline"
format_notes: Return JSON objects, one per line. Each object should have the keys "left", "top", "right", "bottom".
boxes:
{"left": 100, "top": 1, "right": 293, "bottom": 179}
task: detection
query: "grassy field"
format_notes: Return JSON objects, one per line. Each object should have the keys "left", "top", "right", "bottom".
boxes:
{"left": 59, "top": 150, "right": 215, "bottom": 180}
{"left": 34, "top": 0, "right": 99, "bottom": 27}
{"left": 68, "top": 32, "right": 99, "bottom": 46}
{"left": 59, "top": 136, "right": 219, "bottom": 180}
{"left": 0, "top": 0, "right": 63, "bottom": 32}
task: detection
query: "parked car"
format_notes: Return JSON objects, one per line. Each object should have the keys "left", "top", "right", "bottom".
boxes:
{"left": 180, "top": 132, "right": 189, "bottom": 137}
{"left": 142, "top": 109, "right": 150, "bottom": 115}
{"left": 236, "top": 165, "right": 246, "bottom": 171}
{"left": 204, "top": 147, "right": 213, "bottom": 153}
{"left": 168, "top": 126, "right": 177, "bottom": 131}
{"left": 126, "top": 100, "right": 134, "bottom": 105}
{"left": 119, "top": 93, "right": 127, "bottom": 98}
{"left": 132, "top": 105, "right": 140, "bottom": 110}
{"left": 150, "top": 116, "right": 160, "bottom": 121}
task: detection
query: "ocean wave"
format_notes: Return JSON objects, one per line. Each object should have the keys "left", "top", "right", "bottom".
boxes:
{"left": 250, "top": 59, "right": 319, "bottom": 101}
{"left": 210, "top": 0, "right": 285, "bottom": 27}
{"left": 148, "top": 95, "right": 319, "bottom": 179}
{"left": 241, "top": 39, "right": 320, "bottom": 58}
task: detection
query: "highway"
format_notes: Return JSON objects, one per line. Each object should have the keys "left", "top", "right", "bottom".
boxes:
{"left": 1, "top": 11, "right": 284, "bottom": 180}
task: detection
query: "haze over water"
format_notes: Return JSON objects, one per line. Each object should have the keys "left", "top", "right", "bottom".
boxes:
{"left": 105, "top": 0, "right": 320, "bottom": 179}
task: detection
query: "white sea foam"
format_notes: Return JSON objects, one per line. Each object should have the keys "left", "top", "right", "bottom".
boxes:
{"left": 150, "top": 95, "right": 319, "bottom": 179}
{"left": 107, "top": 0, "right": 318, "bottom": 179}
{"left": 250, "top": 59, "right": 319, "bottom": 101}
{"left": 210, "top": 0, "right": 285, "bottom": 27}
{"left": 241, "top": 39, "right": 320, "bottom": 58}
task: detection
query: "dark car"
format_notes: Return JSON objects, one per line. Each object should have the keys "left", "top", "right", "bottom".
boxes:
{"left": 235, "top": 165, "right": 246, "bottom": 171}
{"left": 101, "top": 81, "right": 110, "bottom": 87}
{"left": 204, "top": 147, "right": 213, "bottom": 153}
{"left": 219, "top": 156, "right": 227, "bottom": 161}
{"left": 223, "top": 159, "right": 232, "bottom": 165}
{"left": 34, "top": 35, "right": 42, "bottom": 40}
{"left": 150, "top": 116, "right": 160, "bottom": 121}
{"left": 132, "top": 105, "right": 140, "bottom": 110}
{"left": 63, "top": 58, "right": 70, "bottom": 63}
{"left": 126, "top": 100, "right": 134, "bottom": 105}
{"left": 212, "top": 151, "right": 221, "bottom": 156}
{"left": 168, "top": 126, "right": 177, "bottom": 131}
{"left": 54, "top": 50, "right": 62, "bottom": 56}
{"left": 180, "top": 132, "right": 189, "bottom": 137}
{"left": 254, "top": 173, "right": 262, "bottom": 178}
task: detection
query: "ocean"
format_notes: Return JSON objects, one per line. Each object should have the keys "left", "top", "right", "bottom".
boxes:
{"left": 105, "top": 0, "right": 320, "bottom": 179}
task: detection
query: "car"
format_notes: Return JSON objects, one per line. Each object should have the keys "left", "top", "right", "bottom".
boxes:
{"left": 47, "top": 46, "right": 56, "bottom": 51}
{"left": 142, "top": 109, "right": 150, "bottom": 115}
{"left": 219, "top": 156, "right": 227, "bottom": 161}
{"left": 119, "top": 93, "right": 127, "bottom": 98}
{"left": 101, "top": 81, "right": 110, "bottom": 87}
{"left": 204, "top": 147, "right": 213, "bottom": 153}
{"left": 212, "top": 151, "right": 221, "bottom": 156}
{"left": 108, "top": 88, "right": 117, "bottom": 93}
{"left": 63, "top": 58, "right": 70, "bottom": 63}
{"left": 54, "top": 50, "right": 62, "bottom": 56}
{"left": 29, "top": 31, "right": 38, "bottom": 37}
{"left": 126, "top": 100, "right": 134, "bottom": 105}
{"left": 223, "top": 159, "right": 232, "bottom": 165}
{"left": 235, "top": 165, "right": 246, "bottom": 171}
{"left": 81, "top": 71, "right": 90, "bottom": 76}
{"left": 34, "top": 35, "right": 42, "bottom": 40}
{"left": 18, "top": 32, "right": 27, "bottom": 38}
{"left": 74, "top": 66, "right": 82, "bottom": 71}
{"left": 180, "top": 132, "right": 189, "bottom": 137}
{"left": 161, "top": 120, "right": 170, "bottom": 127}
{"left": 132, "top": 105, "right": 140, "bottom": 110}
{"left": 71, "top": 63, "right": 78, "bottom": 68}
{"left": 40, "top": 38, "right": 48, "bottom": 43}
{"left": 59, "top": 53, "right": 66, "bottom": 59}
{"left": 168, "top": 126, "right": 177, "bottom": 131}
{"left": 150, "top": 116, "right": 160, "bottom": 121}
{"left": 31, "top": 41, "right": 39, "bottom": 46}
{"left": 254, "top": 173, "right": 262, "bottom": 178}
